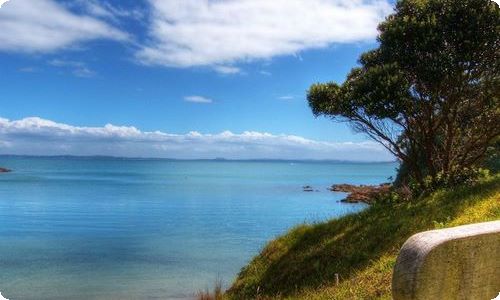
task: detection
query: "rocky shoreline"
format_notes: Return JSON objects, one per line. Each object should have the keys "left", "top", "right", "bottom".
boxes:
{"left": 302, "top": 183, "right": 391, "bottom": 204}
{"left": 329, "top": 183, "right": 391, "bottom": 204}
{"left": 0, "top": 167, "right": 12, "bottom": 173}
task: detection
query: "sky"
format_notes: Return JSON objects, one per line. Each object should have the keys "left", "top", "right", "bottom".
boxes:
{"left": 0, "top": 0, "right": 396, "bottom": 161}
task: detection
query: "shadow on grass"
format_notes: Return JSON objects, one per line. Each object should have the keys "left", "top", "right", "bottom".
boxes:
{"left": 228, "top": 178, "right": 500, "bottom": 299}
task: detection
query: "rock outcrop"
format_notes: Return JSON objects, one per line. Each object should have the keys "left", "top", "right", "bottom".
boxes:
{"left": 330, "top": 183, "right": 391, "bottom": 204}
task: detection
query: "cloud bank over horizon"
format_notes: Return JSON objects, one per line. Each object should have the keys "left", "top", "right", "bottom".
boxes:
{"left": 0, "top": 117, "right": 393, "bottom": 161}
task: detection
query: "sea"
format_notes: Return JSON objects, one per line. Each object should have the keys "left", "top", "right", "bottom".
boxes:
{"left": 0, "top": 156, "right": 397, "bottom": 300}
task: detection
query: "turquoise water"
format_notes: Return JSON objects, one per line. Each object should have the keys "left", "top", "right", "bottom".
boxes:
{"left": 0, "top": 157, "right": 396, "bottom": 300}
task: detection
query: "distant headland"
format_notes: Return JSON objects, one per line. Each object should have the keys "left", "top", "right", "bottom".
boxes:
{"left": 0, "top": 167, "right": 11, "bottom": 173}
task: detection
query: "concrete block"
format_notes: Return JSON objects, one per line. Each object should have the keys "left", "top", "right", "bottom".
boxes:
{"left": 392, "top": 221, "right": 500, "bottom": 300}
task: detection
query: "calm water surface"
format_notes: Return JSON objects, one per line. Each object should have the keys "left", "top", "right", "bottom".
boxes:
{"left": 0, "top": 157, "right": 397, "bottom": 299}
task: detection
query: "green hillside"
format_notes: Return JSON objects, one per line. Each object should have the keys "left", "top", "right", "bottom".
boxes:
{"left": 224, "top": 176, "right": 500, "bottom": 299}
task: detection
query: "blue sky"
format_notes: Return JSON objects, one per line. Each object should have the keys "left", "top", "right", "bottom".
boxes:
{"left": 0, "top": 0, "right": 395, "bottom": 161}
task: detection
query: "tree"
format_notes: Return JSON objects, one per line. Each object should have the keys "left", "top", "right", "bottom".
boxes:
{"left": 308, "top": 0, "right": 500, "bottom": 189}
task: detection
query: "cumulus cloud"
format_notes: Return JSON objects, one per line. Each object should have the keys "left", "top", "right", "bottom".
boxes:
{"left": 184, "top": 96, "right": 214, "bottom": 104}
{"left": 0, "top": 0, "right": 128, "bottom": 53}
{"left": 0, "top": 117, "right": 393, "bottom": 161}
{"left": 136, "top": 0, "right": 392, "bottom": 69}
{"left": 0, "top": 0, "right": 392, "bottom": 72}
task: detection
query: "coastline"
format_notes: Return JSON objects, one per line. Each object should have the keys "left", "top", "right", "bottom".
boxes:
{"left": 227, "top": 176, "right": 500, "bottom": 299}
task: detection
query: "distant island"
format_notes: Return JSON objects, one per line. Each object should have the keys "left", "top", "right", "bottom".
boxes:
{"left": 0, "top": 167, "right": 11, "bottom": 173}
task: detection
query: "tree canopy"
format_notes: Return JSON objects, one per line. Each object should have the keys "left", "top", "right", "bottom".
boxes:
{"left": 308, "top": 0, "right": 500, "bottom": 189}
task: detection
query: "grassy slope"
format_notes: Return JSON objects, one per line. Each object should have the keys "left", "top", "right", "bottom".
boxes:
{"left": 227, "top": 176, "right": 500, "bottom": 300}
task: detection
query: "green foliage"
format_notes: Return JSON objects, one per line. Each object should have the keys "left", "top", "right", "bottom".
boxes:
{"left": 484, "top": 137, "right": 500, "bottom": 173}
{"left": 399, "top": 165, "right": 493, "bottom": 195}
{"left": 227, "top": 176, "right": 500, "bottom": 299}
{"left": 421, "top": 168, "right": 491, "bottom": 191}
{"left": 308, "top": 0, "right": 500, "bottom": 191}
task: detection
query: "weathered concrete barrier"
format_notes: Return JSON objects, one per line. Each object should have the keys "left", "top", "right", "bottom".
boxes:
{"left": 392, "top": 221, "right": 500, "bottom": 300}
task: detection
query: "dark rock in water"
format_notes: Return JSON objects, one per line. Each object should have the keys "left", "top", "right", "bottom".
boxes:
{"left": 0, "top": 167, "right": 11, "bottom": 173}
{"left": 341, "top": 198, "right": 360, "bottom": 204}
{"left": 303, "top": 185, "right": 314, "bottom": 192}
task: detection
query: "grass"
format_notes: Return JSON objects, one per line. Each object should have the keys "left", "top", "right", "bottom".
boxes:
{"left": 197, "top": 278, "right": 224, "bottom": 300}
{"left": 220, "top": 175, "right": 500, "bottom": 300}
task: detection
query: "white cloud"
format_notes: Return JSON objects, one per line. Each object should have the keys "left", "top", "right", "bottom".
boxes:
{"left": 0, "top": 0, "right": 9, "bottom": 8}
{"left": 18, "top": 66, "right": 38, "bottom": 73}
{"left": 213, "top": 65, "right": 242, "bottom": 75}
{"left": 71, "top": 67, "right": 96, "bottom": 78}
{"left": 0, "top": 0, "right": 392, "bottom": 72}
{"left": 184, "top": 96, "right": 214, "bottom": 104}
{"left": 278, "top": 95, "right": 295, "bottom": 100}
{"left": 48, "top": 59, "right": 96, "bottom": 78}
{"left": 136, "top": 0, "right": 392, "bottom": 69}
{"left": 71, "top": 0, "right": 144, "bottom": 22}
{"left": 0, "top": 0, "right": 128, "bottom": 53}
{"left": 0, "top": 117, "right": 393, "bottom": 161}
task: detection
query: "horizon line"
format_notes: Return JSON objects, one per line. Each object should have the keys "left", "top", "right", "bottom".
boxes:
{"left": 0, "top": 154, "right": 398, "bottom": 164}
